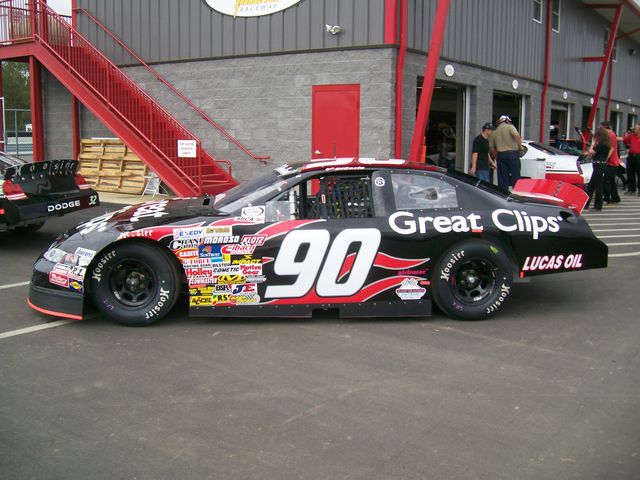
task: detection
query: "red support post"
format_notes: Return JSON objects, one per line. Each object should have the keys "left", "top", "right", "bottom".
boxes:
{"left": 0, "top": 64, "right": 4, "bottom": 153}
{"left": 384, "top": 0, "right": 398, "bottom": 44}
{"left": 394, "top": 0, "right": 407, "bottom": 158}
{"left": 587, "top": 4, "right": 623, "bottom": 130}
{"left": 539, "top": 0, "right": 553, "bottom": 143}
{"left": 409, "top": 0, "right": 451, "bottom": 162}
{"left": 29, "top": 55, "right": 45, "bottom": 161}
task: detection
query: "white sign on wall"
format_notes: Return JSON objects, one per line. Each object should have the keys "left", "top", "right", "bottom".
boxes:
{"left": 204, "top": 0, "right": 302, "bottom": 17}
{"left": 178, "top": 140, "right": 197, "bottom": 158}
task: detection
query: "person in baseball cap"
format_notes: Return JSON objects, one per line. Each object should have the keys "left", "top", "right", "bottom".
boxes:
{"left": 490, "top": 114, "right": 522, "bottom": 190}
{"left": 471, "top": 122, "right": 497, "bottom": 182}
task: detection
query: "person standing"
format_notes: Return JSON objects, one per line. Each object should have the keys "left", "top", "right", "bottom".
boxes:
{"left": 600, "top": 121, "right": 621, "bottom": 204}
{"left": 585, "top": 127, "right": 613, "bottom": 211}
{"left": 490, "top": 115, "right": 522, "bottom": 190}
{"left": 623, "top": 123, "right": 640, "bottom": 195}
{"left": 470, "top": 123, "right": 496, "bottom": 182}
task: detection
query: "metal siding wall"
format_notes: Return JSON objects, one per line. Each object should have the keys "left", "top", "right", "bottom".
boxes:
{"left": 75, "top": 0, "right": 386, "bottom": 64}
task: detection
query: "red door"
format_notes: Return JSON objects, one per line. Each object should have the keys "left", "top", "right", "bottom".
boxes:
{"left": 312, "top": 84, "right": 360, "bottom": 159}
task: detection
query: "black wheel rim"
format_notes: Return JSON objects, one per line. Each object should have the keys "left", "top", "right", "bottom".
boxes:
{"left": 449, "top": 257, "right": 497, "bottom": 305}
{"left": 108, "top": 258, "right": 156, "bottom": 308}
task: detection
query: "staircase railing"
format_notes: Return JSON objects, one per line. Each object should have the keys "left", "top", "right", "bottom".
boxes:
{"left": 73, "top": 6, "right": 269, "bottom": 164}
{"left": 0, "top": 0, "right": 234, "bottom": 194}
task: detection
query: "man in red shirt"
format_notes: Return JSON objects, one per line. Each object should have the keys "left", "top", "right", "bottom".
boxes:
{"left": 623, "top": 123, "right": 640, "bottom": 195}
{"left": 601, "top": 121, "right": 621, "bottom": 203}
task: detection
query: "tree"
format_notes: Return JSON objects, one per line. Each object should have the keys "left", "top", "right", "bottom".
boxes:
{"left": 2, "top": 61, "right": 30, "bottom": 132}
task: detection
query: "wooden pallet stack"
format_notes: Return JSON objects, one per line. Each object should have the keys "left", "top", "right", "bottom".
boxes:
{"left": 77, "top": 139, "right": 149, "bottom": 194}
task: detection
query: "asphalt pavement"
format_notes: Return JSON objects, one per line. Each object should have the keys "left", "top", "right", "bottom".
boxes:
{"left": 1, "top": 196, "right": 639, "bottom": 480}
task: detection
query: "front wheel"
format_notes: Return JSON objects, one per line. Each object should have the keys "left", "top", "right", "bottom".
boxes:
{"left": 432, "top": 240, "right": 513, "bottom": 320}
{"left": 89, "top": 242, "right": 181, "bottom": 326}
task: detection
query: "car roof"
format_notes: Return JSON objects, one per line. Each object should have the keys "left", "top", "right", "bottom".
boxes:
{"left": 297, "top": 157, "right": 442, "bottom": 174}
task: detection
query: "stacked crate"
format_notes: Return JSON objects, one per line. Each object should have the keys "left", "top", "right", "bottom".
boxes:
{"left": 78, "top": 139, "right": 148, "bottom": 194}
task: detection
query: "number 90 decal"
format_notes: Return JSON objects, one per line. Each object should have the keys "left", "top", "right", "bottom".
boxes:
{"left": 265, "top": 228, "right": 381, "bottom": 298}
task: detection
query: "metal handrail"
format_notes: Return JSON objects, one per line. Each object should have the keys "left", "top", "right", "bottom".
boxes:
{"left": 73, "top": 6, "right": 270, "bottom": 163}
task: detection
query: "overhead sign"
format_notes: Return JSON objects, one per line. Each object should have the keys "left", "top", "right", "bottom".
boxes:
{"left": 178, "top": 140, "right": 197, "bottom": 158}
{"left": 204, "top": 0, "right": 302, "bottom": 17}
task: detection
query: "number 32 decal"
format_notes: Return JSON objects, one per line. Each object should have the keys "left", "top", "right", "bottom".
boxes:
{"left": 265, "top": 228, "right": 381, "bottom": 298}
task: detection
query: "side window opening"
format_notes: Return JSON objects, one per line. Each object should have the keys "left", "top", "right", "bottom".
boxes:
{"left": 265, "top": 174, "right": 376, "bottom": 221}
{"left": 391, "top": 172, "right": 458, "bottom": 210}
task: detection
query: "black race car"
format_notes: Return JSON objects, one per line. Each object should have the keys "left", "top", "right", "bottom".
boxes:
{"left": 29, "top": 158, "right": 607, "bottom": 326}
{"left": 1, "top": 152, "right": 99, "bottom": 231}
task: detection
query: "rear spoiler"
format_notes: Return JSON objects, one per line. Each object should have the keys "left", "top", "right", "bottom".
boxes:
{"left": 513, "top": 179, "right": 589, "bottom": 215}
{"left": 4, "top": 159, "right": 79, "bottom": 182}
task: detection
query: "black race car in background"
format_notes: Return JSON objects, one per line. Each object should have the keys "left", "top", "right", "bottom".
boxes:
{"left": 29, "top": 158, "right": 607, "bottom": 326}
{"left": 1, "top": 152, "right": 99, "bottom": 231}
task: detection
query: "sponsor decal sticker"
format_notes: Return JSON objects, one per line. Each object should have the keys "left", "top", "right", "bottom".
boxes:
{"left": 240, "top": 264, "right": 262, "bottom": 275}
{"left": 69, "top": 280, "right": 84, "bottom": 293}
{"left": 231, "top": 255, "right": 262, "bottom": 265}
{"left": 229, "top": 293, "right": 261, "bottom": 304}
{"left": 522, "top": 254, "right": 583, "bottom": 271}
{"left": 170, "top": 239, "right": 201, "bottom": 250}
{"left": 374, "top": 177, "right": 386, "bottom": 187}
{"left": 395, "top": 278, "right": 426, "bottom": 300}
{"left": 181, "top": 257, "right": 215, "bottom": 267}
{"left": 221, "top": 243, "right": 256, "bottom": 255}
{"left": 190, "top": 295, "right": 213, "bottom": 307}
{"left": 47, "top": 200, "right": 80, "bottom": 213}
{"left": 49, "top": 271, "right": 69, "bottom": 287}
{"left": 173, "top": 227, "right": 206, "bottom": 239}
{"left": 241, "top": 234, "right": 267, "bottom": 246}
{"left": 202, "top": 235, "right": 240, "bottom": 244}
{"left": 74, "top": 247, "right": 96, "bottom": 260}
{"left": 175, "top": 248, "right": 199, "bottom": 259}
{"left": 232, "top": 283, "right": 257, "bottom": 294}
{"left": 216, "top": 274, "right": 247, "bottom": 285}
{"left": 235, "top": 206, "right": 265, "bottom": 223}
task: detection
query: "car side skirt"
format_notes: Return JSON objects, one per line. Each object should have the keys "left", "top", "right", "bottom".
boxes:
{"left": 190, "top": 300, "right": 431, "bottom": 318}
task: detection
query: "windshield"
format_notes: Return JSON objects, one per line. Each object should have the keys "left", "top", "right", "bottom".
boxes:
{"left": 213, "top": 168, "right": 292, "bottom": 213}
{"left": 527, "top": 142, "right": 567, "bottom": 156}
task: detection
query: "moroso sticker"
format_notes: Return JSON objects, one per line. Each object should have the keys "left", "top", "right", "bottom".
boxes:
{"left": 231, "top": 255, "right": 262, "bottom": 265}
{"left": 232, "top": 283, "right": 257, "bottom": 294}
{"left": 522, "top": 254, "right": 583, "bottom": 271}
{"left": 203, "top": 235, "right": 240, "bottom": 244}
{"left": 49, "top": 271, "right": 69, "bottom": 287}
{"left": 216, "top": 274, "right": 246, "bottom": 285}
{"left": 221, "top": 244, "right": 256, "bottom": 255}
{"left": 395, "top": 278, "right": 426, "bottom": 300}
{"left": 204, "top": 0, "right": 302, "bottom": 17}
{"left": 240, "top": 234, "right": 267, "bottom": 246}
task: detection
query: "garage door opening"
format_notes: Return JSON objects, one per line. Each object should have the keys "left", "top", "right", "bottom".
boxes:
{"left": 550, "top": 102, "right": 570, "bottom": 141}
{"left": 492, "top": 92, "right": 522, "bottom": 133}
{"left": 418, "top": 80, "right": 465, "bottom": 169}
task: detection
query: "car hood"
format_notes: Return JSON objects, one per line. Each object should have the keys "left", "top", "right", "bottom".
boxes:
{"left": 40, "top": 197, "right": 228, "bottom": 265}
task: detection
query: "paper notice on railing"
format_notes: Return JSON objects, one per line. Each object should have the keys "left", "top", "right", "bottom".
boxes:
{"left": 178, "top": 140, "right": 197, "bottom": 158}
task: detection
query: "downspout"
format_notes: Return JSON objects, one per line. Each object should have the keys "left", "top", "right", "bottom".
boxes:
{"left": 409, "top": 0, "right": 451, "bottom": 162}
{"left": 604, "top": 57, "right": 613, "bottom": 121}
{"left": 71, "top": 0, "right": 80, "bottom": 160}
{"left": 539, "top": 0, "right": 553, "bottom": 143}
{"left": 394, "top": 0, "right": 407, "bottom": 158}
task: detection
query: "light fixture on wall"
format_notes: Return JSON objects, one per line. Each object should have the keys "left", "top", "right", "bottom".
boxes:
{"left": 325, "top": 24, "right": 342, "bottom": 35}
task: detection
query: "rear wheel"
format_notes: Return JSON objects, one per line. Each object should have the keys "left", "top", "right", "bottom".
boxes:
{"left": 89, "top": 242, "right": 181, "bottom": 326}
{"left": 432, "top": 240, "right": 513, "bottom": 320}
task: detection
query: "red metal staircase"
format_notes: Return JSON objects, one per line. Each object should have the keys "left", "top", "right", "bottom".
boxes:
{"left": 0, "top": 0, "right": 237, "bottom": 196}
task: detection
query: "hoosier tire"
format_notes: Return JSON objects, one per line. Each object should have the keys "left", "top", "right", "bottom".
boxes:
{"left": 89, "top": 242, "right": 181, "bottom": 326}
{"left": 432, "top": 240, "right": 513, "bottom": 320}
